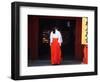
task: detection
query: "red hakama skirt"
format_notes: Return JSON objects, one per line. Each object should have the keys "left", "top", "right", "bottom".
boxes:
{"left": 51, "top": 38, "right": 61, "bottom": 64}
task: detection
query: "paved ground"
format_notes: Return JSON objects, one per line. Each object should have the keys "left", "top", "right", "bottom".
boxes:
{"left": 28, "top": 60, "right": 82, "bottom": 67}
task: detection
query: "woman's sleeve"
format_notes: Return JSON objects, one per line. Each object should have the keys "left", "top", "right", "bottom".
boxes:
{"left": 58, "top": 32, "right": 63, "bottom": 44}
{"left": 50, "top": 32, "right": 53, "bottom": 43}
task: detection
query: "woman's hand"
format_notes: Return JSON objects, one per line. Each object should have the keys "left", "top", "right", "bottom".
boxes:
{"left": 50, "top": 43, "right": 52, "bottom": 46}
{"left": 59, "top": 43, "right": 61, "bottom": 46}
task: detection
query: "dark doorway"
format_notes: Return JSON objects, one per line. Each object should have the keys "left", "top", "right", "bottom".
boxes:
{"left": 38, "top": 18, "right": 76, "bottom": 60}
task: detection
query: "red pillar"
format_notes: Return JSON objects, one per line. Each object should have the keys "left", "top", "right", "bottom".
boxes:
{"left": 83, "top": 45, "right": 88, "bottom": 64}
{"left": 28, "top": 16, "right": 39, "bottom": 60}
{"left": 75, "top": 18, "right": 82, "bottom": 60}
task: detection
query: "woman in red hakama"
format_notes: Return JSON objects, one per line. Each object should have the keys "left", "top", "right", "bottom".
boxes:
{"left": 50, "top": 27, "right": 63, "bottom": 65}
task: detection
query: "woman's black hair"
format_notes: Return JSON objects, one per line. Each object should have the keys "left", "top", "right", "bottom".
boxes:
{"left": 52, "top": 28, "right": 55, "bottom": 33}
{"left": 52, "top": 26, "right": 57, "bottom": 33}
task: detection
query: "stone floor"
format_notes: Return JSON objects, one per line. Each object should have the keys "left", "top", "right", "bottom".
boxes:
{"left": 28, "top": 59, "right": 82, "bottom": 67}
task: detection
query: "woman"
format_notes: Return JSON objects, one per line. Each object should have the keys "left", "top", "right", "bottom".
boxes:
{"left": 50, "top": 27, "right": 63, "bottom": 65}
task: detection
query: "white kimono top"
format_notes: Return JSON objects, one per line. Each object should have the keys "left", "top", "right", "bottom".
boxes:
{"left": 50, "top": 29, "right": 63, "bottom": 45}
